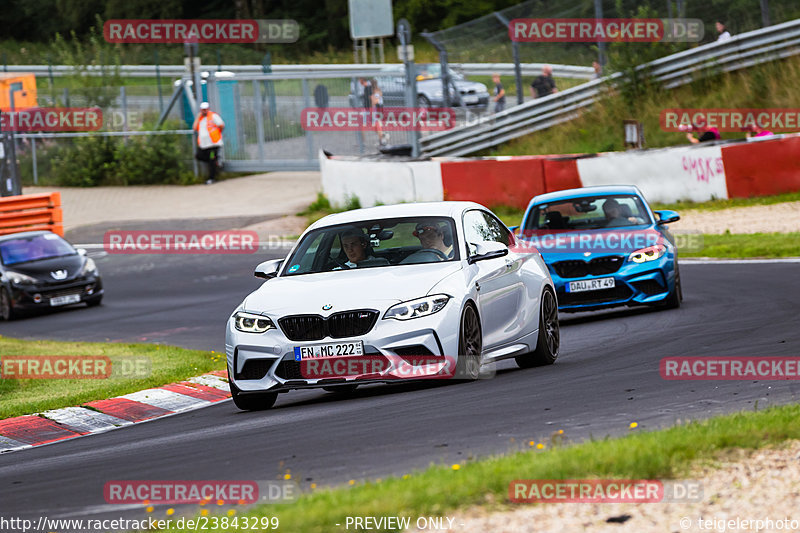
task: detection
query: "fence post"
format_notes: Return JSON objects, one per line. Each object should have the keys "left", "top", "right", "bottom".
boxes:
{"left": 253, "top": 80, "right": 266, "bottom": 162}
{"left": 301, "top": 78, "right": 315, "bottom": 160}
{"left": 31, "top": 137, "right": 38, "bottom": 185}
{"left": 155, "top": 49, "right": 164, "bottom": 114}
{"left": 398, "top": 19, "right": 420, "bottom": 158}
{"left": 120, "top": 86, "right": 128, "bottom": 143}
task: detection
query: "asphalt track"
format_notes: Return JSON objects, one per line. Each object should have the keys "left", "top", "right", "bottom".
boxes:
{"left": 1, "top": 251, "right": 799, "bottom": 524}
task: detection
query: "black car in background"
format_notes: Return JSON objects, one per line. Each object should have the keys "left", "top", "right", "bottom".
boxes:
{"left": 0, "top": 231, "right": 103, "bottom": 320}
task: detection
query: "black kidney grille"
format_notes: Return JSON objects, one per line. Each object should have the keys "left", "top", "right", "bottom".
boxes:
{"left": 278, "top": 315, "right": 325, "bottom": 341}
{"left": 588, "top": 256, "right": 624, "bottom": 275}
{"left": 553, "top": 256, "right": 625, "bottom": 278}
{"left": 327, "top": 310, "right": 378, "bottom": 338}
{"left": 279, "top": 310, "right": 378, "bottom": 341}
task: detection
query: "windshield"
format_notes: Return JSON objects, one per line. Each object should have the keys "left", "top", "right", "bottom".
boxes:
{"left": 0, "top": 233, "right": 76, "bottom": 266}
{"left": 282, "top": 216, "right": 459, "bottom": 276}
{"left": 524, "top": 195, "right": 652, "bottom": 232}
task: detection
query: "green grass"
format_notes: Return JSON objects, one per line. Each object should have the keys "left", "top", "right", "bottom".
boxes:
{"left": 162, "top": 402, "right": 800, "bottom": 532}
{"left": 0, "top": 337, "right": 225, "bottom": 419}
{"left": 483, "top": 54, "right": 800, "bottom": 157}
{"left": 652, "top": 191, "right": 800, "bottom": 212}
{"left": 681, "top": 232, "right": 800, "bottom": 258}
{"left": 298, "top": 192, "right": 362, "bottom": 226}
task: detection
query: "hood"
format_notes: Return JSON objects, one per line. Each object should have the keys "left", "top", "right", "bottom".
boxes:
{"left": 4, "top": 255, "right": 85, "bottom": 282}
{"left": 455, "top": 80, "right": 489, "bottom": 94}
{"left": 243, "top": 262, "right": 463, "bottom": 317}
{"left": 519, "top": 226, "right": 665, "bottom": 260}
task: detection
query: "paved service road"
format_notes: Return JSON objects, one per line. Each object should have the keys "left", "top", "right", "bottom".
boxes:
{"left": 2, "top": 257, "right": 799, "bottom": 524}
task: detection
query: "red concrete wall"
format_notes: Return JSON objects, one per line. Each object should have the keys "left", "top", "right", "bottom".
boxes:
{"left": 542, "top": 157, "right": 583, "bottom": 193}
{"left": 440, "top": 157, "right": 546, "bottom": 209}
{"left": 722, "top": 135, "right": 800, "bottom": 198}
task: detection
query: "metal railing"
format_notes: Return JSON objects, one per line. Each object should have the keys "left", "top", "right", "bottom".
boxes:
{"left": 3, "top": 62, "right": 594, "bottom": 80}
{"left": 420, "top": 18, "right": 800, "bottom": 157}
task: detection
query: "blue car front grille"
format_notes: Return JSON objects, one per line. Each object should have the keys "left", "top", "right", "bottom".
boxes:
{"left": 552, "top": 255, "right": 625, "bottom": 278}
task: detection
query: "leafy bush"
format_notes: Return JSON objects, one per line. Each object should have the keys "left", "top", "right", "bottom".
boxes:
{"left": 22, "top": 134, "right": 197, "bottom": 187}
{"left": 111, "top": 134, "right": 196, "bottom": 186}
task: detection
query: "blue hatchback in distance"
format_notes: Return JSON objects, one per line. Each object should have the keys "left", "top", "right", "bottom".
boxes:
{"left": 513, "top": 185, "right": 682, "bottom": 313}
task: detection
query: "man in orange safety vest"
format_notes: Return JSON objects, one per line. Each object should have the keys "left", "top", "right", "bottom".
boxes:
{"left": 193, "top": 102, "right": 225, "bottom": 184}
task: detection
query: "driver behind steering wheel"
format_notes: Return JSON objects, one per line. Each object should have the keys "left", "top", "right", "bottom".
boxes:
{"left": 413, "top": 222, "right": 453, "bottom": 260}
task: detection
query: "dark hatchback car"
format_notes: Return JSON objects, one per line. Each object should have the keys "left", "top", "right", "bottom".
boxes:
{"left": 0, "top": 231, "right": 103, "bottom": 320}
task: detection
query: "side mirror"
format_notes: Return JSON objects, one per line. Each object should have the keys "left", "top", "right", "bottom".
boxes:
{"left": 468, "top": 241, "right": 509, "bottom": 264}
{"left": 654, "top": 210, "right": 680, "bottom": 225}
{"left": 77, "top": 248, "right": 87, "bottom": 256}
{"left": 254, "top": 259, "right": 283, "bottom": 279}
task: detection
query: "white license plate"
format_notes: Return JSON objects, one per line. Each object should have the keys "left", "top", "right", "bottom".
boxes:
{"left": 567, "top": 277, "right": 615, "bottom": 293}
{"left": 294, "top": 341, "right": 364, "bottom": 361}
{"left": 50, "top": 293, "right": 81, "bottom": 306}
{"left": 464, "top": 95, "right": 479, "bottom": 104}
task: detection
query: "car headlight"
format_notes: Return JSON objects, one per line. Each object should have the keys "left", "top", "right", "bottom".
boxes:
{"left": 629, "top": 244, "right": 667, "bottom": 263}
{"left": 80, "top": 258, "right": 98, "bottom": 276}
{"left": 233, "top": 311, "right": 275, "bottom": 333}
{"left": 384, "top": 294, "right": 450, "bottom": 320}
{"left": 5, "top": 271, "right": 37, "bottom": 285}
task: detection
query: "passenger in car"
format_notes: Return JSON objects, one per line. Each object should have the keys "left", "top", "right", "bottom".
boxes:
{"left": 340, "top": 228, "right": 377, "bottom": 268}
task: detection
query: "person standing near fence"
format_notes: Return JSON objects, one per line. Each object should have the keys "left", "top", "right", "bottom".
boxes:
{"left": 193, "top": 102, "right": 225, "bottom": 185}
{"left": 530, "top": 65, "right": 558, "bottom": 99}
{"left": 491, "top": 73, "right": 506, "bottom": 113}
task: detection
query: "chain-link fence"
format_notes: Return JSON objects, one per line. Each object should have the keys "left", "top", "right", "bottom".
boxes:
{"left": 424, "top": 0, "right": 795, "bottom": 68}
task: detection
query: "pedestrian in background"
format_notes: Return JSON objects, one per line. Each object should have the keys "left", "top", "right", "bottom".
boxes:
{"left": 591, "top": 61, "right": 603, "bottom": 79}
{"left": 492, "top": 73, "right": 506, "bottom": 113}
{"left": 530, "top": 65, "right": 558, "bottom": 98}
{"left": 193, "top": 102, "right": 225, "bottom": 185}
{"left": 716, "top": 21, "right": 732, "bottom": 42}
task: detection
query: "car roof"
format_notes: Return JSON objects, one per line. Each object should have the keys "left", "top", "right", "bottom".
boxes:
{"left": 530, "top": 185, "right": 644, "bottom": 206}
{"left": 0, "top": 230, "right": 55, "bottom": 242}
{"left": 308, "top": 201, "right": 487, "bottom": 230}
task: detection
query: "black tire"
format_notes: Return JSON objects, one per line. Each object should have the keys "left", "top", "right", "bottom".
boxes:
{"left": 322, "top": 385, "right": 358, "bottom": 393}
{"left": 86, "top": 296, "right": 103, "bottom": 307}
{"left": 230, "top": 379, "right": 278, "bottom": 411}
{"left": 662, "top": 265, "right": 682, "bottom": 309}
{"left": 455, "top": 303, "right": 482, "bottom": 380}
{"left": 515, "top": 287, "right": 559, "bottom": 368}
{"left": 418, "top": 94, "right": 431, "bottom": 108}
{"left": 0, "top": 288, "right": 16, "bottom": 321}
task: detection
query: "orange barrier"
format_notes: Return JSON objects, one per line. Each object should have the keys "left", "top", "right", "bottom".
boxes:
{"left": 722, "top": 135, "right": 800, "bottom": 198}
{"left": 441, "top": 157, "right": 546, "bottom": 209}
{"left": 0, "top": 192, "right": 63, "bottom": 236}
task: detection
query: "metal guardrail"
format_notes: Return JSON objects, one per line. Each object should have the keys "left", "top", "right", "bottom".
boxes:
{"left": 2, "top": 62, "right": 593, "bottom": 80}
{"left": 421, "top": 19, "right": 800, "bottom": 157}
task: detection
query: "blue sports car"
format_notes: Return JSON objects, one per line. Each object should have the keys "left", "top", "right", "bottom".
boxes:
{"left": 513, "top": 185, "right": 682, "bottom": 313}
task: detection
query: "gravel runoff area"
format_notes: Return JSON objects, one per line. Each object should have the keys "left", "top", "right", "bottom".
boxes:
{"left": 670, "top": 202, "right": 800, "bottom": 235}
{"left": 409, "top": 441, "right": 800, "bottom": 533}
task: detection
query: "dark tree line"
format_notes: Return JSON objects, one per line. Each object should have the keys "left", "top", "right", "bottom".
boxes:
{"left": 1, "top": 0, "right": 797, "bottom": 52}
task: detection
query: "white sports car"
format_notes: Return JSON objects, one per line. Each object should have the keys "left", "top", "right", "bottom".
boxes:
{"left": 226, "top": 202, "right": 559, "bottom": 410}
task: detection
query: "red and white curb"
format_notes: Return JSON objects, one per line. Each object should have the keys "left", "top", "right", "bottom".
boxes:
{"left": 0, "top": 370, "right": 230, "bottom": 454}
